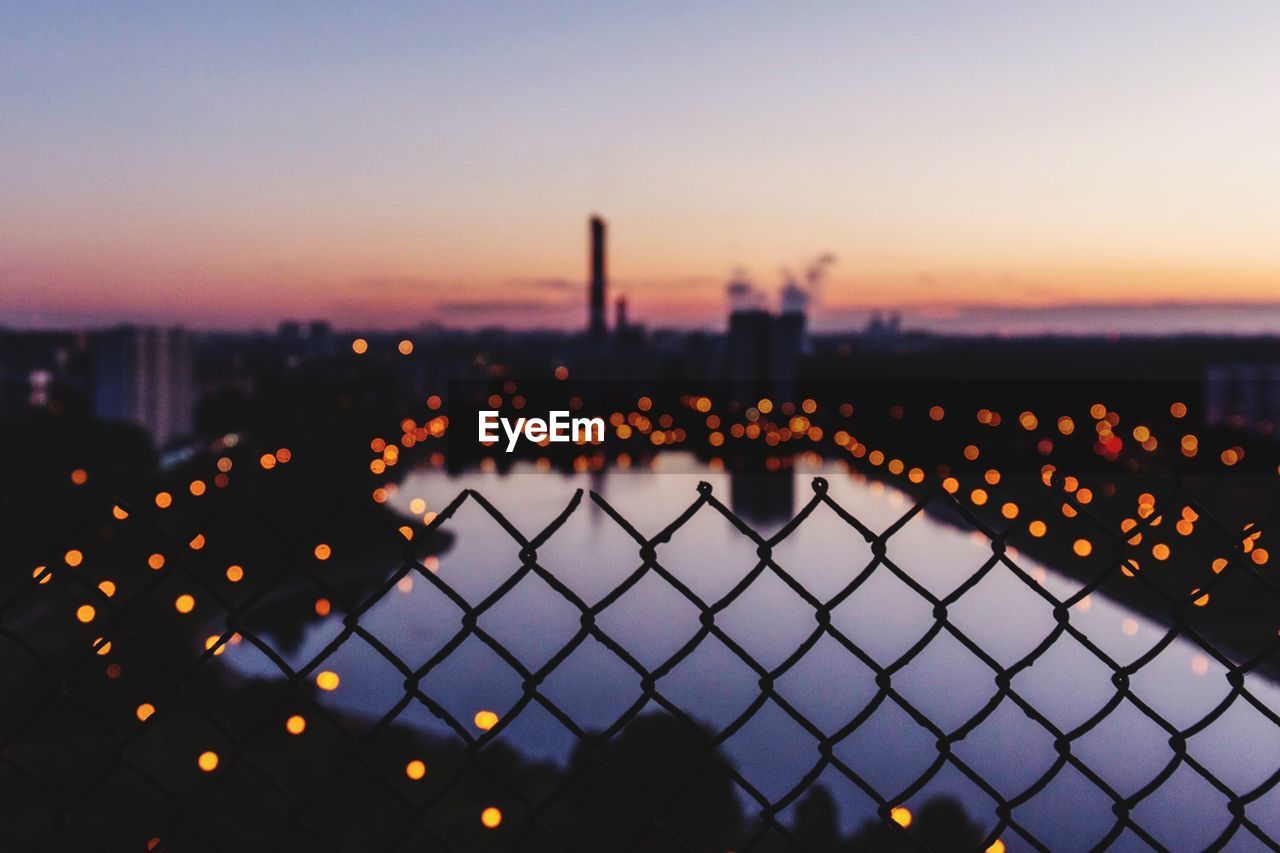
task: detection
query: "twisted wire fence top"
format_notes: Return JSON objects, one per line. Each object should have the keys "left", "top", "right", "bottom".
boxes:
{"left": 2, "top": 472, "right": 1279, "bottom": 853}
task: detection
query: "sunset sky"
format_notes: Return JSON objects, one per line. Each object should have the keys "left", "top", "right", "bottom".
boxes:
{"left": 3, "top": 2, "right": 1280, "bottom": 331}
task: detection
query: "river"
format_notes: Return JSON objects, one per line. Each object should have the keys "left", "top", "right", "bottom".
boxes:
{"left": 226, "top": 454, "right": 1280, "bottom": 851}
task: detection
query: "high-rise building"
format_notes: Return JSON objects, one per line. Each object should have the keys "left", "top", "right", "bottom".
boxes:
{"left": 278, "top": 320, "right": 334, "bottom": 359}
{"left": 589, "top": 215, "right": 607, "bottom": 339}
{"left": 92, "top": 327, "right": 195, "bottom": 449}
{"left": 724, "top": 278, "right": 807, "bottom": 405}
{"left": 725, "top": 308, "right": 775, "bottom": 405}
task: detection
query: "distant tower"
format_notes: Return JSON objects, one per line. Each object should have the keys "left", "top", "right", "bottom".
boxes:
{"left": 589, "top": 215, "right": 607, "bottom": 339}
{"left": 615, "top": 295, "right": 628, "bottom": 331}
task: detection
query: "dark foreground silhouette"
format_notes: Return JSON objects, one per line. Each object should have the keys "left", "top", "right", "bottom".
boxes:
{"left": 0, "top": 690, "right": 988, "bottom": 852}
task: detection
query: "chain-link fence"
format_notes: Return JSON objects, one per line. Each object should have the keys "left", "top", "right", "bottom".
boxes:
{"left": 2, "top": 471, "right": 1278, "bottom": 852}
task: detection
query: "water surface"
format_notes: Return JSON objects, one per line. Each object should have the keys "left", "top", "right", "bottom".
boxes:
{"left": 227, "top": 455, "right": 1280, "bottom": 851}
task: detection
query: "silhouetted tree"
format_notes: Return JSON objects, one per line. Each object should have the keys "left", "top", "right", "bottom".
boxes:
{"left": 549, "top": 713, "right": 744, "bottom": 852}
{"left": 794, "top": 786, "right": 843, "bottom": 851}
{"left": 846, "top": 795, "right": 986, "bottom": 852}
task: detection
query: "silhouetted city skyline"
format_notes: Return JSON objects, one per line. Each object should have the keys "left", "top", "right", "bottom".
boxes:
{"left": 6, "top": 5, "right": 1280, "bottom": 332}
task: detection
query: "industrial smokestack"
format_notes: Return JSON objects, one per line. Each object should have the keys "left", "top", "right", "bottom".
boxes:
{"left": 589, "top": 215, "right": 607, "bottom": 338}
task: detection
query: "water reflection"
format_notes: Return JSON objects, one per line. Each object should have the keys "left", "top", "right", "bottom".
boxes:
{"left": 225, "top": 455, "right": 1280, "bottom": 850}
{"left": 730, "top": 463, "right": 796, "bottom": 526}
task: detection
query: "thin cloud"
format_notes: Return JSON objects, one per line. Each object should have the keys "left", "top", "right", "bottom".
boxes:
{"left": 349, "top": 276, "right": 447, "bottom": 291}
{"left": 434, "top": 299, "right": 565, "bottom": 316}
{"left": 507, "top": 277, "right": 580, "bottom": 293}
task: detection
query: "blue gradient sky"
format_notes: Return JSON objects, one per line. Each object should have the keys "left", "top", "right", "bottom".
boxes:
{"left": 3, "top": 2, "right": 1279, "bottom": 330}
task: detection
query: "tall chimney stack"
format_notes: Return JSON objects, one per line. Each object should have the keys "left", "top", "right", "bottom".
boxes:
{"left": 589, "top": 215, "right": 607, "bottom": 339}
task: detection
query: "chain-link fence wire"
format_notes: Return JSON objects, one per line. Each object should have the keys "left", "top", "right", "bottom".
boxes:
{"left": 2, "top": 473, "right": 1279, "bottom": 852}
